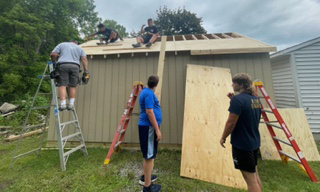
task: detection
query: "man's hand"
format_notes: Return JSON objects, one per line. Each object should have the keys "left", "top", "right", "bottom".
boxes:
{"left": 82, "top": 72, "right": 90, "bottom": 85}
{"left": 220, "top": 138, "right": 226, "bottom": 148}
{"left": 227, "top": 92, "right": 235, "bottom": 99}
{"left": 156, "top": 129, "right": 162, "bottom": 141}
{"left": 142, "top": 24, "right": 146, "bottom": 27}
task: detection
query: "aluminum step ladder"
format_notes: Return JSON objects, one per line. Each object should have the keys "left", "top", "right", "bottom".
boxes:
{"left": 10, "top": 62, "right": 88, "bottom": 171}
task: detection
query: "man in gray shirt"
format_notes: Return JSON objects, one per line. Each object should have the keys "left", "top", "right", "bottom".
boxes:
{"left": 51, "top": 40, "right": 89, "bottom": 110}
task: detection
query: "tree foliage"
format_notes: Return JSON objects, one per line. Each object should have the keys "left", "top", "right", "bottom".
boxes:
{"left": 154, "top": 6, "right": 207, "bottom": 35}
{"left": 103, "top": 20, "right": 128, "bottom": 37}
{"left": 0, "top": 0, "right": 100, "bottom": 102}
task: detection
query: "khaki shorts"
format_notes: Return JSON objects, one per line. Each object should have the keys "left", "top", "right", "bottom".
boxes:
{"left": 57, "top": 64, "right": 80, "bottom": 87}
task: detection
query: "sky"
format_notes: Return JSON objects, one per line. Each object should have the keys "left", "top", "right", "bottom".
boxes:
{"left": 94, "top": 0, "right": 320, "bottom": 51}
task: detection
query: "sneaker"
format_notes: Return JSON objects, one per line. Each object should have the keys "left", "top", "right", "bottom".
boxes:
{"left": 145, "top": 42, "right": 152, "bottom": 47}
{"left": 132, "top": 43, "right": 142, "bottom": 48}
{"left": 142, "top": 183, "right": 161, "bottom": 192}
{"left": 139, "top": 175, "right": 158, "bottom": 186}
{"left": 59, "top": 105, "right": 67, "bottom": 111}
{"left": 67, "top": 104, "right": 74, "bottom": 111}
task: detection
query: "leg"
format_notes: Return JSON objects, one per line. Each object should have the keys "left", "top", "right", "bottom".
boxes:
{"left": 256, "top": 167, "right": 262, "bottom": 191}
{"left": 137, "top": 36, "right": 144, "bottom": 44}
{"left": 149, "top": 34, "right": 159, "bottom": 43}
{"left": 69, "top": 87, "right": 77, "bottom": 98}
{"left": 241, "top": 170, "right": 262, "bottom": 192}
{"left": 143, "top": 158, "right": 154, "bottom": 187}
{"left": 58, "top": 86, "right": 68, "bottom": 100}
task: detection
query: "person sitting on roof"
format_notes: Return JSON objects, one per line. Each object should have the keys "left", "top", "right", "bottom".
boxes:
{"left": 87, "top": 23, "right": 123, "bottom": 44}
{"left": 132, "top": 18, "right": 159, "bottom": 48}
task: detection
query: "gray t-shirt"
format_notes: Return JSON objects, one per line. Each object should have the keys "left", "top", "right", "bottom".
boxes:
{"left": 52, "top": 42, "right": 86, "bottom": 65}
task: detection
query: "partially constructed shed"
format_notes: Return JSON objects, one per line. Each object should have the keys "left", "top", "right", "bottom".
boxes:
{"left": 48, "top": 33, "right": 276, "bottom": 145}
{"left": 271, "top": 37, "right": 320, "bottom": 133}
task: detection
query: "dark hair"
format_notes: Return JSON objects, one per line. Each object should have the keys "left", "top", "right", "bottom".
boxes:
{"left": 71, "top": 40, "right": 78, "bottom": 44}
{"left": 148, "top": 18, "right": 153, "bottom": 22}
{"left": 147, "top": 75, "right": 159, "bottom": 88}
{"left": 232, "top": 73, "right": 255, "bottom": 95}
{"left": 97, "top": 23, "right": 105, "bottom": 28}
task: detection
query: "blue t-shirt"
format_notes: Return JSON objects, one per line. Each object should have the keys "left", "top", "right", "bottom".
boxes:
{"left": 229, "top": 93, "right": 261, "bottom": 151}
{"left": 138, "top": 88, "right": 162, "bottom": 126}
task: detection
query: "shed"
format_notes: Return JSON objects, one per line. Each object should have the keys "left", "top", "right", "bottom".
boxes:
{"left": 271, "top": 37, "right": 320, "bottom": 133}
{"left": 48, "top": 33, "right": 276, "bottom": 146}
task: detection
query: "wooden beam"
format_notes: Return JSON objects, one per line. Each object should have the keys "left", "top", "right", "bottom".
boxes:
{"left": 131, "top": 52, "right": 134, "bottom": 57}
{"left": 191, "top": 35, "right": 197, "bottom": 40}
{"left": 117, "top": 54, "right": 120, "bottom": 58}
{"left": 5, "top": 127, "right": 48, "bottom": 142}
{"left": 173, "top": 35, "right": 176, "bottom": 42}
{"left": 222, "top": 33, "right": 232, "bottom": 38}
{"left": 155, "top": 36, "right": 167, "bottom": 102}
{"left": 182, "top": 35, "right": 186, "bottom": 41}
{"left": 211, "top": 34, "right": 221, "bottom": 39}
{"left": 104, "top": 55, "right": 107, "bottom": 58}
{"left": 202, "top": 34, "right": 209, "bottom": 40}
{"left": 146, "top": 52, "right": 148, "bottom": 56}
{"left": 90, "top": 55, "right": 93, "bottom": 59}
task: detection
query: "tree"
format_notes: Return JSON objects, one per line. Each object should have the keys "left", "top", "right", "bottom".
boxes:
{"left": 103, "top": 20, "right": 128, "bottom": 37}
{"left": 154, "top": 6, "right": 207, "bottom": 35}
{"left": 0, "top": 0, "right": 101, "bottom": 102}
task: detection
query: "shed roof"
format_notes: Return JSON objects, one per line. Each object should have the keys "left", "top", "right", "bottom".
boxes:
{"left": 81, "top": 32, "right": 276, "bottom": 56}
{"left": 271, "top": 36, "right": 320, "bottom": 58}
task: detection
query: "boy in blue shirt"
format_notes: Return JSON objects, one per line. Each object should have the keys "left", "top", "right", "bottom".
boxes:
{"left": 138, "top": 75, "right": 162, "bottom": 192}
{"left": 220, "top": 73, "right": 262, "bottom": 192}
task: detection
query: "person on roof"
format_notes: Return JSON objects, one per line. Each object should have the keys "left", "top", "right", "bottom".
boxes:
{"left": 132, "top": 18, "right": 159, "bottom": 48}
{"left": 87, "top": 23, "right": 123, "bottom": 44}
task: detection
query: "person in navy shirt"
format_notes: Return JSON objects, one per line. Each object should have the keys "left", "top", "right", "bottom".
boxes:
{"left": 138, "top": 75, "right": 162, "bottom": 192}
{"left": 220, "top": 73, "right": 262, "bottom": 192}
{"left": 132, "top": 18, "right": 159, "bottom": 48}
{"left": 86, "top": 23, "right": 123, "bottom": 44}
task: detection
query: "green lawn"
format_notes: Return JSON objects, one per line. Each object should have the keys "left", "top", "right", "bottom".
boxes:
{"left": 0, "top": 137, "right": 320, "bottom": 192}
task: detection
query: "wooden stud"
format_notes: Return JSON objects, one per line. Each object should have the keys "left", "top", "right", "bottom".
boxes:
{"left": 146, "top": 52, "right": 148, "bottom": 56}
{"left": 155, "top": 36, "right": 167, "bottom": 102}
{"left": 182, "top": 35, "right": 186, "bottom": 41}
{"left": 90, "top": 55, "right": 93, "bottom": 59}
{"left": 131, "top": 52, "right": 134, "bottom": 57}
{"left": 211, "top": 34, "right": 221, "bottom": 39}
{"left": 173, "top": 35, "right": 176, "bottom": 42}
{"left": 104, "top": 55, "right": 107, "bottom": 58}
{"left": 191, "top": 35, "right": 197, "bottom": 40}
{"left": 202, "top": 34, "right": 209, "bottom": 40}
{"left": 222, "top": 33, "right": 232, "bottom": 38}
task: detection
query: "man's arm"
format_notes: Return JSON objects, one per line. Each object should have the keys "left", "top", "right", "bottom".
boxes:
{"left": 140, "top": 24, "right": 146, "bottom": 34}
{"left": 81, "top": 56, "right": 89, "bottom": 72}
{"left": 116, "top": 31, "right": 123, "bottom": 41}
{"left": 50, "top": 53, "right": 59, "bottom": 62}
{"left": 220, "top": 113, "right": 239, "bottom": 148}
{"left": 146, "top": 109, "right": 162, "bottom": 141}
{"left": 109, "top": 31, "right": 117, "bottom": 42}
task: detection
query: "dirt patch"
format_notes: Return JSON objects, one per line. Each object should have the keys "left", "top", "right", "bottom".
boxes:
{"left": 0, "top": 180, "right": 13, "bottom": 191}
{"left": 119, "top": 161, "right": 159, "bottom": 180}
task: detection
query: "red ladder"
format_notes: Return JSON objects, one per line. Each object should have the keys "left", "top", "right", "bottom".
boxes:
{"left": 254, "top": 81, "right": 318, "bottom": 182}
{"left": 104, "top": 81, "right": 144, "bottom": 165}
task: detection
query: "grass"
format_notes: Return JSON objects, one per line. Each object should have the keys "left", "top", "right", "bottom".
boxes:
{"left": 0, "top": 136, "right": 320, "bottom": 192}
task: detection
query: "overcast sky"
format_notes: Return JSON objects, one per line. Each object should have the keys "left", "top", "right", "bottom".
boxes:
{"left": 94, "top": 0, "right": 320, "bottom": 51}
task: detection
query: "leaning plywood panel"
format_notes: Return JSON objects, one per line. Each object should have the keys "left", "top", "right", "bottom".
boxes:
{"left": 180, "top": 64, "right": 247, "bottom": 189}
{"left": 260, "top": 108, "right": 320, "bottom": 161}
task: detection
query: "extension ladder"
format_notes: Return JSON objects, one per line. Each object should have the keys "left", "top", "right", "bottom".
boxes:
{"left": 10, "top": 62, "right": 88, "bottom": 171}
{"left": 104, "top": 81, "right": 144, "bottom": 165}
{"left": 254, "top": 81, "right": 318, "bottom": 182}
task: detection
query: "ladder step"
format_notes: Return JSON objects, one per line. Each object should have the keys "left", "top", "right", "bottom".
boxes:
{"left": 262, "top": 109, "right": 274, "bottom": 113}
{"left": 115, "top": 141, "right": 122, "bottom": 148}
{"left": 31, "top": 106, "right": 50, "bottom": 110}
{"left": 120, "top": 129, "right": 126, "bottom": 134}
{"left": 62, "top": 132, "right": 81, "bottom": 141}
{"left": 13, "top": 148, "right": 41, "bottom": 159}
{"left": 279, "top": 150, "right": 301, "bottom": 163}
{"left": 273, "top": 136, "right": 292, "bottom": 146}
{"left": 125, "top": 117, "right": 130, "bottom": 121}
{"left": 60, "top": 120, "right": 78, "bottom": 127}
{"left": 63, "top": 144, "right": 85, "bottom": 157}
{"left": 265, "top": 122, "right": 282, "bottom": 129}
{"left": 260, "top": 121, "right": 278, "bottom": 124}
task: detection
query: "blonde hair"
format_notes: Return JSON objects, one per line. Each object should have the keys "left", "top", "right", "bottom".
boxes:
{"left": 232, "top": 73, "right": 255, "bottom": 95}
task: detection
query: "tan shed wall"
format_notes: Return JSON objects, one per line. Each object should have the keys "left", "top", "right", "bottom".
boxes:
{"left": 48, "top": 52, "right": 275, "bottom": 144}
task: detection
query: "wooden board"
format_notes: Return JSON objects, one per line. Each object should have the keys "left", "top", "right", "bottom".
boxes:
{"left": 180, "top": 64, "right": 247, "bottom": 189}
{"left": 260, "top": 108, "right": 320, "bottom": 161}
{"left": 155, "top": 36, "right": 167, "bottom": 101}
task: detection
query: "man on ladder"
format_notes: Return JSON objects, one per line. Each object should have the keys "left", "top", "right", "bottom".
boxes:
{"left": 50, "top": 40, "right": 90, "bottom": 110}
{"left": 220, "top": 74, "right": 262, "bottom": 192}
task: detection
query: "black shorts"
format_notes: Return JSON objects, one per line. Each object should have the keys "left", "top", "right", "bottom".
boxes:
{"left": 142, "top": 35, "right": 152, "bottom": 44}
{"left": 139, "top": 125, "right": 158, "bottom": 160}
{"left": 232, "top": 146, "right": 259, "bottom": 173}
{"left": 57, "top": 64, "right": 80, "bottom": 87}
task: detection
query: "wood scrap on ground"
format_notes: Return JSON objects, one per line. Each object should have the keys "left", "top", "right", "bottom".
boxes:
{"left": 5, "top": 127, "right": 48, "bottom": 142}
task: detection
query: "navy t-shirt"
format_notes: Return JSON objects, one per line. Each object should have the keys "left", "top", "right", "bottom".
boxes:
{"left": 144, "top": 26, "right": 158, "bottom": 36}
{"left": 229, "top": 92, "right": 262, "bottom": 151}
{"left": 96, "top": 28, "right": 113, "bottom": 38}
{"left": 139, "top": 88, "right": 162, "bottom": 126}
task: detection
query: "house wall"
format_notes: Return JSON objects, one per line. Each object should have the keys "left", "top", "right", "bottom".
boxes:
{"left": 48, "top": 52, "right": 275, "bottom": 144}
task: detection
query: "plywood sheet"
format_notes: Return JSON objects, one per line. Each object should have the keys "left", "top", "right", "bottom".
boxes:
{"left": 180, "top": 64, "right": 247, "bottom": 189}
{"left": 260, "top": 108, "right": 320, "bottom": 161}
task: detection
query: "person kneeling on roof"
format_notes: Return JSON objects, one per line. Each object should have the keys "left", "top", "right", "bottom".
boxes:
{"left": 132, "top": 18, "right": 159, "bottom": 48}
{"left": 87, "top": 23, "right": 123, "bottom": 44}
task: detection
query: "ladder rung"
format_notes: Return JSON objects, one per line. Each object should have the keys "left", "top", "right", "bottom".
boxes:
{"left": 115, "top": 141, "right": 122, "bottom": 148}
{"left": 260, "top": 121, "right": 278, "bottom": 124}
{"left": 262, "top": 109, "right": 274, "bottom": 113}
{"left": 273, "top": 136, "right": 292, "bottom": 146}
{"left": 129, "top": 106, "right": 134, "bottom": 109}
{"left": 62, "top": 132, "right": 81, "bottom": 141}
{"left": 265, "top": 122, "right": 282, "bottom": 129}
{"left": 31, "top": 106, "right": 50, "bottom": 110}
{"left": 63, "top": 144, "right": 85, "bottom": 157}
{"left": 279, "top": 150, "right": 301, "bottom": 163}
{"left": 13, "top": 148, "right": 40, "bottom": 159}
{"left": 125, "top": 117, "right": 130, "bottom": 121}
{"left": 120, "top": 129, "right": 126, "bottom": 134}
{"left": 60, "top": 120, "right": 78, "bottom": 127}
